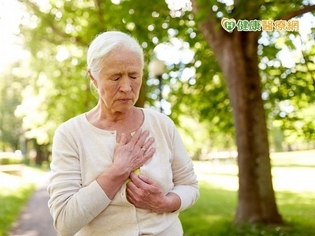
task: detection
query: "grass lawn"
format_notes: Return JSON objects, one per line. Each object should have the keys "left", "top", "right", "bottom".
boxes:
{"left": 180, "top": 150, "right": 315, "bottom": 236}
{"left": 0, "top": 166, "right": 47, "bottom": 236}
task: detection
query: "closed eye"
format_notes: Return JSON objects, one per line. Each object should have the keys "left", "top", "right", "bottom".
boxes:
{"left": 129, "top": 73, "right": 139, "bottom": 79}
{"left": 111, "top": 76, "right": 121, "bottom": 81}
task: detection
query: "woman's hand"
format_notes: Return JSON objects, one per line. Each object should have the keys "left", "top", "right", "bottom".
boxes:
{"left": 113, "top": 129, "right": 155, "bottom": 175}
{"left": 126, "top": 173, "right": 181, "bottom": 213}
{"left": 96, "top": 129, "right": 155, "bottom": 199}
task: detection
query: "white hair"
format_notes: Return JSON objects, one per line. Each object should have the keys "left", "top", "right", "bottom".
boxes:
{"left": 87, "top": 31, "right": 144, "bottom": 78}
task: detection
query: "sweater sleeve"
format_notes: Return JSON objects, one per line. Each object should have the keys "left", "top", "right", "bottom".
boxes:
{"left": 169, "top": 124, "right": 200, "bottom": 211}
{"left": 47, "top": 127, "right": 111, "bottom": 236}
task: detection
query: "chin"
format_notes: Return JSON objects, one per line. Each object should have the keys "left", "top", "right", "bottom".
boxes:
{"left": 115, "top": 105, "right": 134, "bottom": 113}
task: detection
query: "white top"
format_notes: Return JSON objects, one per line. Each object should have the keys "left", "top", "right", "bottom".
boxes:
{"left": 48, "top": 108, "right": 199, "bottom": 236}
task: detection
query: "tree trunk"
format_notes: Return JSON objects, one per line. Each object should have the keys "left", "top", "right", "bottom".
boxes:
{"left": 135, "top": 84, "right": 146, "bottom": 107}
{"left": 192, "top": 1, "right": 283, "bottom": 225}
{"left": 135, "top": 73, "right": 148, "bottom": 107}
{"left": 34, "top": 141, "right": 49, "bottom": 166}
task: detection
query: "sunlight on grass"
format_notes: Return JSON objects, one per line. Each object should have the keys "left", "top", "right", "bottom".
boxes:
{"left": 193, "top": 161, "right": 238, "bottom": 191}
{"left": 271, "top": 150, "right": 315, "bottom": 166}
{"left": 272, "top": 167, "right": 314, "bottom": 193}
{"left": 193, "top": 150, "right": 315, "bottom": 193}
{"left": 0, "top": 166, "right": 48, "bottom": 236}
{"left": 181, "top": 180, "right": 315, "bottom": 236}
{"left": 184, "top": 151, "right": 315, "bottom": 235}
{"left": 0, "top": 174, "right": 35, "bottom": 236}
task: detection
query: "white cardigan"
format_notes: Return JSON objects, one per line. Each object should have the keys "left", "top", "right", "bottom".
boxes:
{"left": 48, "top": 108, "right": 199, "bottom": 236}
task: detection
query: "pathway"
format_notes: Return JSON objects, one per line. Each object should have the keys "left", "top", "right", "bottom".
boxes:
{"left": 9, "top": 173, "right": 58, "bottom": 236}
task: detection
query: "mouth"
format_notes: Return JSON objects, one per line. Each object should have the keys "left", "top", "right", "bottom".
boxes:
{"left": 117, "top": 98, "right": 132, "bottom": 102}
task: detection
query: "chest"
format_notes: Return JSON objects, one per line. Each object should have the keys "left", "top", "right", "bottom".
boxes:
{"left": 75, "top": 131, "right": 174, "bottom": 193}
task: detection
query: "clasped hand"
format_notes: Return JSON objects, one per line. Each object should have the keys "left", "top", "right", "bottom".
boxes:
{"left": 113, "top": 129, "right": 180, "bottom": 213}
{"left": 126, "top": 173, "right": 181, "bottom": 213}
{"left": 113, "top": 129, "right": 155, "bottom": 176}
{"left": 126, "top": 172, "right": 166, "bottom": 213}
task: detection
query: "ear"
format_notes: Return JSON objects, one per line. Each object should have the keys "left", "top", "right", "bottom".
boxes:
{"left": 88, "top": 69, "right": 98, "bottom": 88}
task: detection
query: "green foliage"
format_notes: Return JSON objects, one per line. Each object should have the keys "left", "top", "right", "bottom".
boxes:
{"left": 260, "top": 29, "right": 315, "bottom": 147}
{"left": 18, "top": 0, "right": 177, "bottom": 144}
{"left": 189, "top": 1, "right": 315, "bottom": 153}
{"left": 0, "top": 63, "right": 27, "bottom": 151}
{"left": 194, "top": 0, "right": 314, "bottom": 21}
{"left": 0, "top": 158, "right": 22, "bottom": 165}
{"left": 13, "top": 0, "right": 315, "bottom": 155}
{"left": 18, "top": 1, "right": 183, "bottom": 145}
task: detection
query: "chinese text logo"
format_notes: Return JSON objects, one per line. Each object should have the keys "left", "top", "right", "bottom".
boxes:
{"left": 221, "top": 18, "right": 299, "bottom": 32}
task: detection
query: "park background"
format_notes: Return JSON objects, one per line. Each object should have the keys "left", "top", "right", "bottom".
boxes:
{"left": 0, "top": 0, "right": 315, "bottom": 235}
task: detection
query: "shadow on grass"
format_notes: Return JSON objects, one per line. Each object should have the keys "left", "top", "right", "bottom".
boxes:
{"left": 180, "top": 181, "right": 315, "bottom": 236}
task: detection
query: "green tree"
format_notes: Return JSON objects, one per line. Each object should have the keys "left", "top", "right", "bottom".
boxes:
{"left": 190, "top": 0, "right": 315, "bottom": 224}
{"left": 262, "top": 30, "right": 315, "bottom": 149}
{"left": 18, "top": 0, "right": 206, "bottom": 161}
{"left": 0, "top": 63, "right": 27, "bottom": 151}
{"left": 18, "top": 0, "right": 171, "bottom": 135}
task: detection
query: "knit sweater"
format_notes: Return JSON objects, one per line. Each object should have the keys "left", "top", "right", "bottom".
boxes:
{"left": 48, "top": 108, "right": 199, "bottom": 236}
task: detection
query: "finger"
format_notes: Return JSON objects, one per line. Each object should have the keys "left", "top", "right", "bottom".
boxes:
{"left": 127, "top": 176, "right": 137, "bottom": 188}
{"left": 126, "top": 186, "right": 136, "bottom": 202}
{"left": 128, "top": 129, "right": 142, "bottom": 146}
{"left": 129, "top": 172, "right": 147, "bottom": 188}
{"left": 134, "top": 130, "right": 150, "bottom": 148}
{"left": 138, "top": 174, "right": 154, "bottom": 185}
{"left": 143, "top": 147, "right": 155, "bottom": 159}
{"left": 118, "top": 133, "right": 128, "bottom": 146}
{"left": 141, "top": 137, "right": 155, "bottom": 151}
{"left": 130, "top": 172, "right": 140, "bottom": 183}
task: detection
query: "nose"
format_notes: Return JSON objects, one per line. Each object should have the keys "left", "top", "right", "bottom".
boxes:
{"left": 119, "top": 76, "right": 132, "bottom": 93}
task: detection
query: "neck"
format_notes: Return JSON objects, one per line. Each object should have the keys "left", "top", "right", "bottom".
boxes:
{"left": 86, "top": 102, "right": 140, "bottom": 131}
{"left": 94, "top": 101, "right": 134, "bottom": 122}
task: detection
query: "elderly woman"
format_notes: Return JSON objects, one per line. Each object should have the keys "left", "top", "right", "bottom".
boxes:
{"left": 48, "top": 31, "right": 199, "bottom": 236}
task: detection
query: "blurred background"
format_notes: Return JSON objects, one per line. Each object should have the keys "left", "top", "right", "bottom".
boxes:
{"left": 0, "top": 0, "right": 314, "bottom": 164}
{"left": 0, "top": 0, "right": 315, "bottom": 235}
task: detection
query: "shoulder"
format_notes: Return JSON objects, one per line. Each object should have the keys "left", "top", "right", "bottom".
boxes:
{"left": 142, "top": 108, "right": 175, "bottom": 127}
{"left": 55, "top": 113, "right": 86, "bottom": 134}
{"left": 141, "top": 108, "right": 184, "bottom": 147}
{"left": 53, "top": 114, "right": 87, "bottom": 146}
{"left": 141, "top": 108, "right": 178, "bottom": 139}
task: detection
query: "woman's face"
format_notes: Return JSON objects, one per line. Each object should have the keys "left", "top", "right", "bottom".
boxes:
{"left": 91, "top": 48, "right": 143, "bottom": 113}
